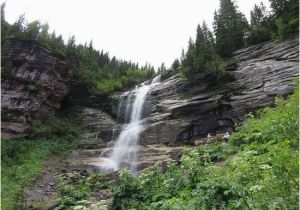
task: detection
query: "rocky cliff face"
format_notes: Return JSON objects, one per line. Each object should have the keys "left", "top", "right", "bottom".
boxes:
{"left": 1, "top": 40, "right": 72, "bottom": 139}
{"left": 116, "top": 37, "right": 299, "bottom": 145}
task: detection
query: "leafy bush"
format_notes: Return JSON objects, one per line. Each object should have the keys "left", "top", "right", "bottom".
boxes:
{"left": 55, "top": 173, "right": 113, "bottom": 210}
{"left": 274, "top": 17, "right": 299, "bottom": 39}
{"left": 31, "top": 108, "right": 83, "bottom": 139}
{"left": 95, "top": 79, "right": 123, "bottom": 95}
{"left": 230, "top": 82, "right": 299, "bottom": 148}
{"left": 26, "top": 84, "right": 41, "bottom": 92}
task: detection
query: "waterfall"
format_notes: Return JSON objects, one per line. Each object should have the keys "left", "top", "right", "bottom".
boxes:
{"left": 100, "top": 76, "right": 160, "bottom": 172}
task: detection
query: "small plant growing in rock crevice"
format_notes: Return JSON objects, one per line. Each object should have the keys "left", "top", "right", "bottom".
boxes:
{"left": 26, "top": 84, "right": 41, "bottom": 92}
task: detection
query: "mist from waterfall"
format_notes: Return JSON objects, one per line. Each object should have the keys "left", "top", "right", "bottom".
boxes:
{"left": 101, "top": 76, "right": 160, "bottom": 172}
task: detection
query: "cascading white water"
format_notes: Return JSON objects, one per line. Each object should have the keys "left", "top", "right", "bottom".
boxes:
{"left": 100, "top": 76, "right": 160, "bottom": 172}
{"left": 124, "top": 93, "right": 133, "bottom": 123}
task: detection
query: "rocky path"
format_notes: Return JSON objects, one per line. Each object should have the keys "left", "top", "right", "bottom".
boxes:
{"left": 24, "top": 155, "right": 66, "bottom": 209}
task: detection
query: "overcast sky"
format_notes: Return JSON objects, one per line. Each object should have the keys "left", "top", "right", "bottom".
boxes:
{"left": 3, "top": 0, "right": 270, "bottom": 68}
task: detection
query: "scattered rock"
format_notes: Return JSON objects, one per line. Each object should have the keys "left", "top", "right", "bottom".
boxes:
{"left": 44, "top": 198, "right": 62, "bottom": 210}
{"left": 80, "top": 169, "right": 91, "bottom": 177}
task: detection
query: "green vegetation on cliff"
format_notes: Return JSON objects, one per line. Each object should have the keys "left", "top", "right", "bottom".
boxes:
{"left": 110, "top": 82, "right": 299, "bottom": 209}
{"left": 1, "top": 3, "right": 155, "bottom": 97}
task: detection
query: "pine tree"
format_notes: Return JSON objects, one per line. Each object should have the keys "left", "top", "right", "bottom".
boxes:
{"left": 9, "top": 14, "right": 26, "bottom": 39}
{"left": 39, "top": 23, "right": 50, "bottom": 45}
{"left": 158, "top": 62, "right": 166, "bottom": 74}
{"left": 161, "top": 63, "right": 166, "bottom": 71}
{"left": 181, "top": 37, "right": 196, "bottom": 75}
{"left": 171, "top": 58, "right": 180, "bottom": 71}
{"left": 269, "top": 0, "right": 299, "bottom": 38}
{"left": 251, "top": 3, "right": 266, "bottom": 26}
{"left": 180, "top": 49, "right": 185, "bottom": 63}
{"left": 25, "top": 20, "right": 41, "bottom": 40}
{"left": 213, "top": 0, "right": 248, "bottom": 57}
{"left": 67, "top": 35, "right": 76, "bottom": 47}
{"left": 1, "top": 2, "right": 5, "bottom": 23}
{"left": 270, "top": 0, "right": 290, "bottom": 17}
{"left": 181, "top": 23, "right": 223, "bottom": 77}
{"left": 249, "top": 2, "right": 272, "bottom": 44}
{"left": 1, "top": 3, "right": 8, "bottom": 42}
{"left": 195, "top": 22, "right": 215, "bottom": 70}
{"left": 88, "top": 40, "right": 93, "bottom": 51}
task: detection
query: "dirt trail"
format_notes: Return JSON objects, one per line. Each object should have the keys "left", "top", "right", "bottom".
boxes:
{"left": 24, "top": 155, "right": 66, "bottom": 209}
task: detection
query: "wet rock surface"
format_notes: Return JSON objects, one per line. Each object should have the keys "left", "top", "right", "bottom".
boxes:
{"left": 66, "top": 144, "right": 186, "bottom": 172}
{"left": 71, "top": 107, "right": 186, "bottom": 172}
{"left": 139, "top": 37, "right": 299, "bottom": 145}
{"left": 76, "top": 107, "right": 117, "bottom": 149}
{"left": 1, "top": 40, "right": 72, "bottom": 139}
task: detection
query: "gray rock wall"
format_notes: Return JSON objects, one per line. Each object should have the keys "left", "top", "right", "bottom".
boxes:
{"left": 140, "top": 37, "right": 299, "bottom": 145}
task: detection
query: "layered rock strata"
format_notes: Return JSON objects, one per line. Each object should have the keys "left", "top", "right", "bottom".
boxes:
{"left": 1, "top": 40, "right": 72, "bottom": 138}
{"left": 116, "top": 37, "right": 299, "bottom": 145}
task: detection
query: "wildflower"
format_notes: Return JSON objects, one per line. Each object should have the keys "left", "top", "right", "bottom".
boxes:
{"left": 259, "top": 164, "right": 272, "bottom": 170}
{"left": 223, "top": 132, "right": 230, "bottom": 139}
{"left": 249, "top": 185, "right": 262, "bottom": 192}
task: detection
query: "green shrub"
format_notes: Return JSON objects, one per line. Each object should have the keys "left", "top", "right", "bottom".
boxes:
{"left": 230, "top": 83, "right": 299, "bottom": 148}
{"left": 31, "top": 108, "right": 83, "bottom": 139}
{"left": 55, "top": 172, "right": 113, "bottom": 210}
{"left": 26, "top": 84, "right": 41, "bottom": 92}
{"left": 274, "top": 17, "right": 299, "bottom": 39}
{"left": 1, "top": 59, "right": 13, "bottom": 78}
{"left": 95, "top": 79, "right": 123, "bottom": 95}
{"left": 249, "top": 26, "right": 272, "bottom": 45}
